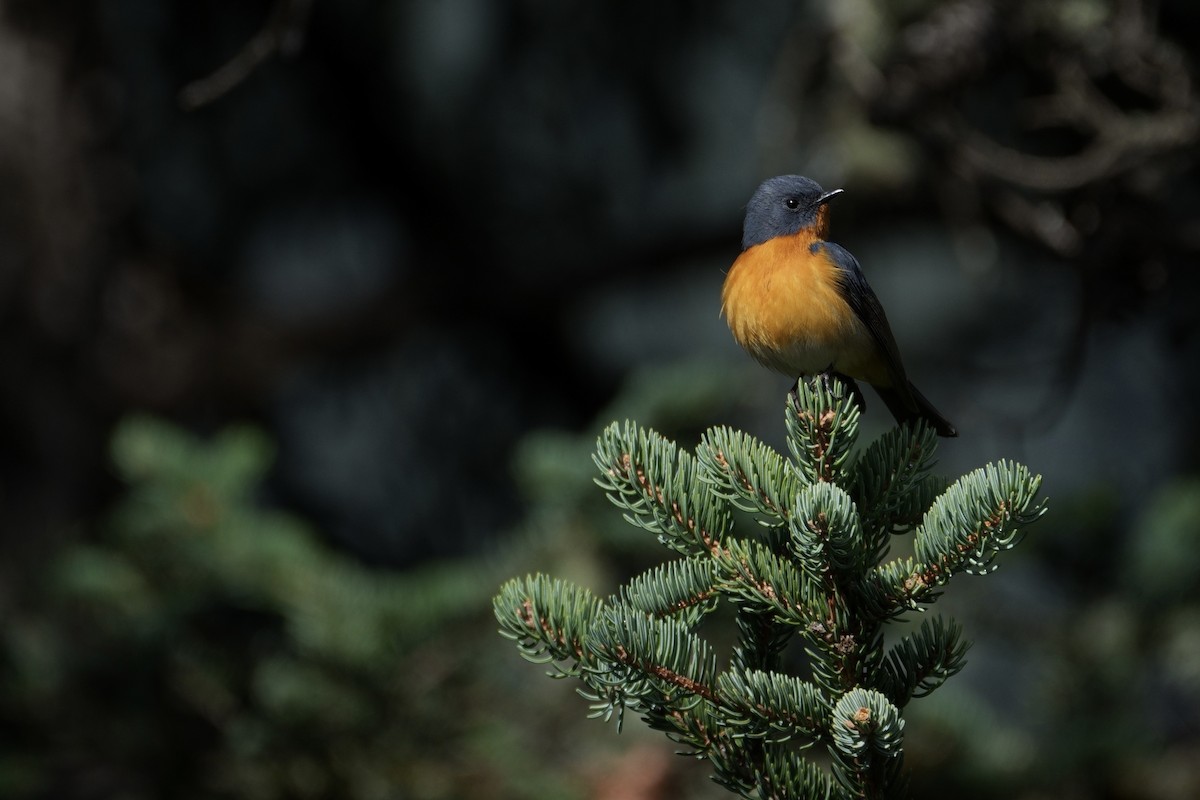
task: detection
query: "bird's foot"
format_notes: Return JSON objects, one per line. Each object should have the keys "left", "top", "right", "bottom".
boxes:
{"left": 812, "top": 370, "right": 868, "bottom": 411}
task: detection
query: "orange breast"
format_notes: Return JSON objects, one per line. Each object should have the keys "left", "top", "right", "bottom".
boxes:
{"left": 721, "top": 233, "right": 881, "bottom": 382}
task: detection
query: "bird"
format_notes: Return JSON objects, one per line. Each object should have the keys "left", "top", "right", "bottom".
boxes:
{"left": 721, "top": 175, "right": 957, "bottom": 437}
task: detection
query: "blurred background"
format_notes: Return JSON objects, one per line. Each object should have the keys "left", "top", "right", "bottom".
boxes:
{"left": 2, "top": 0, "right": 1199, "bottom": 797}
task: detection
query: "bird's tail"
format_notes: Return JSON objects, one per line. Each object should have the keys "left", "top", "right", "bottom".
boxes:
{"left": 877, "top": 382, "right": 957, "bottom": 438}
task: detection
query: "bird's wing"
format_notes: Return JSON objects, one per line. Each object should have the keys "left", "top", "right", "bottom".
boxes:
{"left": 818, "top": 241, "right": 914, "bottom": 402}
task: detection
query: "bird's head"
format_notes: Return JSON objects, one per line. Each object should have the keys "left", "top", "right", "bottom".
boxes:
{"left": 741, "top": 175, "right": 844, "bottom": 250}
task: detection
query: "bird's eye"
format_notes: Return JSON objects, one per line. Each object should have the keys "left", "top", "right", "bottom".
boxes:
{"left": 785, "top": 198, "right": 800, "bottom": 210}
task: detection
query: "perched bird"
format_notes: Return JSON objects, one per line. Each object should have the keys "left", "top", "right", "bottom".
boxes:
{"left": 721, "top": 175, "right": 957, "bottom": 437}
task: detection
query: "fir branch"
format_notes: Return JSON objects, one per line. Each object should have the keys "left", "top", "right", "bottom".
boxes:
{"left": 587, "top": 605, "right": 719, "bottom": 705}
{"left": 788, "top": 481, "right": 894, "bottom": 699}
{"left": 712, "top": 537, "right": 831, "bottom": 629}
{"left": 786, "top": 377, "right": 861, "bottom": 486}
{"left": 731, "top": 606, "right": 793, "bottom": 672}
{"left": 829, "top": 688, "right": 905, "bottom": 797}
{"left": 789, "top": 482, "right": 866, "bottom": 579}
{"left": 705, "top": 726, "right": 762, "bottom": 797}
{"left": 696, "top": 426, "right": 799, "bottom": 522}
{"left": 756, "top": 751, "right": 842, "bottom": 800}
{"left": 645, "top": 701, "right": 773, "bottom": 799}
{"left": 594, "top": 421, "right": 733, "bottom": 557}
{"left": 657, "top": 702, "right": 722, "bottom": 755}
{"left": 861, "top": 556, "right": 934, "bottom": 617}
{"left": 914, "top": 460, "right": 1046, "bottom": 582}
{"left": 716, "top": 667, "right": 829, "bottom": 743}
{"left": 757, "top": 522, "right": 794, "bottom": 558}
{"left": 851, "top": 422, "right": 940, "bottom": 542}
{"left": 649, "top": 700, "right": 810, "bottom": 800}
{"left": 865, "top": 462, "right": 1045, "bottom": 618}
{"left": 498, "top": 369, "right": 1047, "bottom": 798}
{"left": 618, "top": 559, "right": 720, "bottom": 625}
{"left": 877, "top": 617, "right": 970, "bottom": 708}
{"left": 494, "top": 574, "right": 602, "bottom": 669}
{"left": 897, "top": 474, "right": 952, "bottom": 532}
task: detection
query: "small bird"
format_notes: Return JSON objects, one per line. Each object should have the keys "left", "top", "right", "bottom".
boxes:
{"left": 721, "top": 175, "right": 956, "bottom": 437}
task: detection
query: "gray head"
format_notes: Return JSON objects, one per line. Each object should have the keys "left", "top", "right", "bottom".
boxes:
{"left": 741, "top": 175, "right": 844, "bottom": 250}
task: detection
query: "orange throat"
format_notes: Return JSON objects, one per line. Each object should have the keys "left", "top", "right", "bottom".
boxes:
{"left": 721, "top": 230, "right": 877, "bottom": 381}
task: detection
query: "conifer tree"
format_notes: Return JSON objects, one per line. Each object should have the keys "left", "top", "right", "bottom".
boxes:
{"left": 495, "top": 377, "right": 1045, "bottom": 799}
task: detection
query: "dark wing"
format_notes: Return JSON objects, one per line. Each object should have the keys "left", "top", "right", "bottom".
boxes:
{"left": 816, "top": 241, "right": 915, "bottom": 405}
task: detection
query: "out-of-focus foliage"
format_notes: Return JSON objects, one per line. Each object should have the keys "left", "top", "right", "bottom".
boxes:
{"left": 0, "top": 361, "right": 761, "bottom": 800}
{"left": 1130, "top": 479, "right": 1200, "bottom": 607}
{"left": 0, "top": 417, "right": 522, "bottom": 799}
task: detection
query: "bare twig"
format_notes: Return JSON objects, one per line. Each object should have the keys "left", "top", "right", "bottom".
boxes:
{"left": 178, "top": 0, "right": 316, "bottom": 110}
{"left": 950, "top": 51, "right": 1200, "bottom": 193}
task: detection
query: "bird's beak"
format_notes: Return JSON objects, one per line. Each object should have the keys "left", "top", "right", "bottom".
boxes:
{"left": 816, "top": 188, "right": 845, "bottom": 206}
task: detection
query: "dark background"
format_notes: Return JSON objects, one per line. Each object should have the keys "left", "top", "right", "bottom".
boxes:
{"left": 2, "top": 0, "right": 1199, "bottom": 798}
